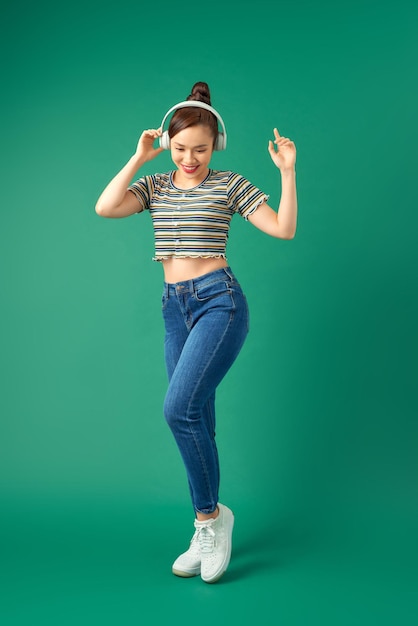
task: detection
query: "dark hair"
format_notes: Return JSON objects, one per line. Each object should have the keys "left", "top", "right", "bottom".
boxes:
{"left": 168, "top": 82, "right": 218, "bottom": 146}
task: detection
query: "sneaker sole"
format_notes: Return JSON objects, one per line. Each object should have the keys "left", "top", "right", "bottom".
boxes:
{"left": 172, "top": 566, "right": 201, "bottom": 578}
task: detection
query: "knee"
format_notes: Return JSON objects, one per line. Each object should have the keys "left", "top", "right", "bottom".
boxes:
{"left": 164, "top": 385, "right": 201, "bottom": 431}
{"left": 163, "top": 388, "right": 184, "bottom": 431}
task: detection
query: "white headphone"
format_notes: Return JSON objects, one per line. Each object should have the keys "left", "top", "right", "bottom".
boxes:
{"left": 159, "top": 101, "right": 227, "bottom": 151}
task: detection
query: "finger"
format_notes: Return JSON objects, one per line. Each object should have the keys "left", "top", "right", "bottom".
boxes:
{"left": 274, "top": 128, "right": 281, "bottom": 140}
{"left": 268, "top": 140, "right": 279, "bottom": 156}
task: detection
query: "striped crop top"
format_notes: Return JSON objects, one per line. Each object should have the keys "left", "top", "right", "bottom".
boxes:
{"left": 128, "top": 169, "right": 269, "bottom": 261}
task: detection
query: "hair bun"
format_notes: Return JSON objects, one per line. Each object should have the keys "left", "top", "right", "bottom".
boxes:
{"left": 187, "top": 81, "right": 211, "bottom": 105}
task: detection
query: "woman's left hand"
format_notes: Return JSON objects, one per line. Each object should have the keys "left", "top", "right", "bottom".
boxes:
{"left": 268, "top": 128, "right": 297, "bottom": 171}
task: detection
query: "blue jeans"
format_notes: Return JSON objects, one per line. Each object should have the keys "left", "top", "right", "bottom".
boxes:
{"left": 162, "top": 267, "right": 249, "bottom": 514}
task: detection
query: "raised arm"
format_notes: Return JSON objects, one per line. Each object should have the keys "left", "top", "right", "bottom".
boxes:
{"left": 248, "top": 128, "right": 297, "bottom": 239}
{"left": 95, "top": 128, "right": 163, "bottom": 218}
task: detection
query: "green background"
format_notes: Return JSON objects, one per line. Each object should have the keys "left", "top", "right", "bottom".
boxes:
{"left": 1, "top": 0, "right": 417, "bottom": 623}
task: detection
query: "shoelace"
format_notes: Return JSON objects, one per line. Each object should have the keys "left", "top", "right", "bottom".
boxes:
{"left": 195, "top": 524, "right": 216, "bottom": 553}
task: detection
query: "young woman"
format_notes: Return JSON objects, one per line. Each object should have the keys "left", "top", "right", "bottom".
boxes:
{"left": 95, "top": 82, "right": 297, "bottom": 583}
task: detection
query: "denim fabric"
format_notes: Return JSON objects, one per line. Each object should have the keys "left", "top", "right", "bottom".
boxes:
{"left": 162, "top": 267, "right": 249, "bottom": 514}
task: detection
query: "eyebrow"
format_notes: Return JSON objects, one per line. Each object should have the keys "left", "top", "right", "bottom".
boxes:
{"left": 173, "top": 142, "right": 209, "bottom": 148}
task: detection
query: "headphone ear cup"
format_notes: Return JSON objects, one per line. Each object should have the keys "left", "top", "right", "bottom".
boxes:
{"left": 160, "top": 131, "right": 170, "bottom": 150}
{"left": 214, "top": 133, "right": 226, "bottom": 151}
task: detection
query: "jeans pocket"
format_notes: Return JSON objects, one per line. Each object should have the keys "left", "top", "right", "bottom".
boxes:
{"left": 195, "top": 280, "right": 232, "bottom": 302}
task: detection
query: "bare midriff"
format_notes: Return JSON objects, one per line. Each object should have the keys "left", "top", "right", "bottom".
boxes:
{"left": 162, "top": 257, "right": 228, "bottom": 284}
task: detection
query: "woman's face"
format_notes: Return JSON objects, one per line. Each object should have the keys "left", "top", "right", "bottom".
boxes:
{"left": 170, "top": 125, "right": 215, "bottom": 187}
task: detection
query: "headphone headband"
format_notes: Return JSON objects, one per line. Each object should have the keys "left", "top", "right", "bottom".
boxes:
{"left": 159, "top": 100, "right": 227, "bottom": 151}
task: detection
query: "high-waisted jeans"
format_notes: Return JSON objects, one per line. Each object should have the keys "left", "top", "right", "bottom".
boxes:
{"left": 162, "top": 267, "right": 249, "bottom": 514}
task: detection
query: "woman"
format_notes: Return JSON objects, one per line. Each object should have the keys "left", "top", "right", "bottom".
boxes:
{"left": 95, "top": 82, "right": 297, "bottom": 583}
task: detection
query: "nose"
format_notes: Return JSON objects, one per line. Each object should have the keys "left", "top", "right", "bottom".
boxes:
{"left": 183, "top": 150, "right": 195, "bottom": 162}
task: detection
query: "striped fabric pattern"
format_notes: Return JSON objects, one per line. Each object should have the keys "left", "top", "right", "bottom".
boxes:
{"left": 128, "top": 169, "right": 269, "bottom": 261}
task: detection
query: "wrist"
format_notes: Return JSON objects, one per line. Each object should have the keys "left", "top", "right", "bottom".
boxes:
{"left": 131, "top": 153, "right": 146, "bottom": 169}
{"left": 279, "top": 167, "right": 296, "bottom": 177}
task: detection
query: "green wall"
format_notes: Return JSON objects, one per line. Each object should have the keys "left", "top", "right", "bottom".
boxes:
{"left": 1, "top": 0, "right": 417, "bottom": 624}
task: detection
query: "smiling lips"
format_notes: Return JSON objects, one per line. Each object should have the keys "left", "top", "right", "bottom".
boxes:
{"left": 182, "top": 164, "right": 199, "bottom": 174}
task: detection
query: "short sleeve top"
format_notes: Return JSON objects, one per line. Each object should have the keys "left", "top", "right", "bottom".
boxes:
{"left": 128, "top": 169, "right": 269, "bottom": 261}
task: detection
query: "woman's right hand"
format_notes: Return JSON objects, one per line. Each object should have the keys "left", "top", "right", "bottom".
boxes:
{"left": 135, "top": 128, "right": 164, "bottom": 162}
{"left": 95, "top": 127, "right": 164, "bottom": 218}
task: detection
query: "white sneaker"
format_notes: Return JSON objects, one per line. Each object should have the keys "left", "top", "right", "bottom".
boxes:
{"left": 195, "top": 503, "right": 234, "bottom": 583}
{"left": 172, "top": 529, "right": 201, "bottom": 577}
